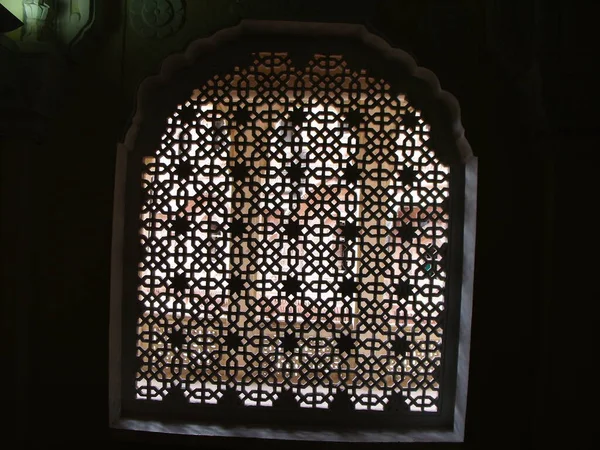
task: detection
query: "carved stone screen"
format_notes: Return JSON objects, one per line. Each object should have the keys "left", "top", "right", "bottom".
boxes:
{"left": 132, "top": 51, "right": 458, "bottom": 427}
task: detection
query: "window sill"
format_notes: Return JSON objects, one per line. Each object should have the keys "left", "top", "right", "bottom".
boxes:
{"left": 110, "top": 417, "right": 463, "bottom": 443}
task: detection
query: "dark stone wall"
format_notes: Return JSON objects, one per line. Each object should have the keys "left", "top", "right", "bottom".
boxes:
{"left": 2, "top": 1, "right": 595, "bottom": 448}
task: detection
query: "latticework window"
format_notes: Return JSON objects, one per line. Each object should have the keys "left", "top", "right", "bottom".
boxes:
{"left": 111, "top": 22, "right": 476, "bottom": 441}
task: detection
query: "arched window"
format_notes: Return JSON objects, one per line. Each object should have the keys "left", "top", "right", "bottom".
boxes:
{"left": 110, "top": 21, "right": 477, "bottom": 443}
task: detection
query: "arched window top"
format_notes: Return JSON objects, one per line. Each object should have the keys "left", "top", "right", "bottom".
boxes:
{"left": 111, "top": 20, "right": 477, "bottom": 443}
{"left": 123, "top": 21, "right": 473, "bottom": 166}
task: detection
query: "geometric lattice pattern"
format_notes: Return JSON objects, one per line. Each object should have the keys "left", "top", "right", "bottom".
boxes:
{"left": 136, "top": 53, "right": 450, "bottom": 413}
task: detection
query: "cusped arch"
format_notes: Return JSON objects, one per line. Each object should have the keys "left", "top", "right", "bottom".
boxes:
{"left": 122, "top": 20, "right": 472, "bottom": 166}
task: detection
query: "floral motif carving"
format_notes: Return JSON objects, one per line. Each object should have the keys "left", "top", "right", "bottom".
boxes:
{"left": 129, "top": 0, "right": 185, "bottom": 38}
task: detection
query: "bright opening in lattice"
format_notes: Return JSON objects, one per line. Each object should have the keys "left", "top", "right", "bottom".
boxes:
{"left": 135, "top": 53, "right": 451, "bottom": 414}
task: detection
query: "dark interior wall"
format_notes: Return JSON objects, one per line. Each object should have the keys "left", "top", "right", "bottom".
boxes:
{"left": 2, "top": 1, "right": 596, "bottom": 448}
